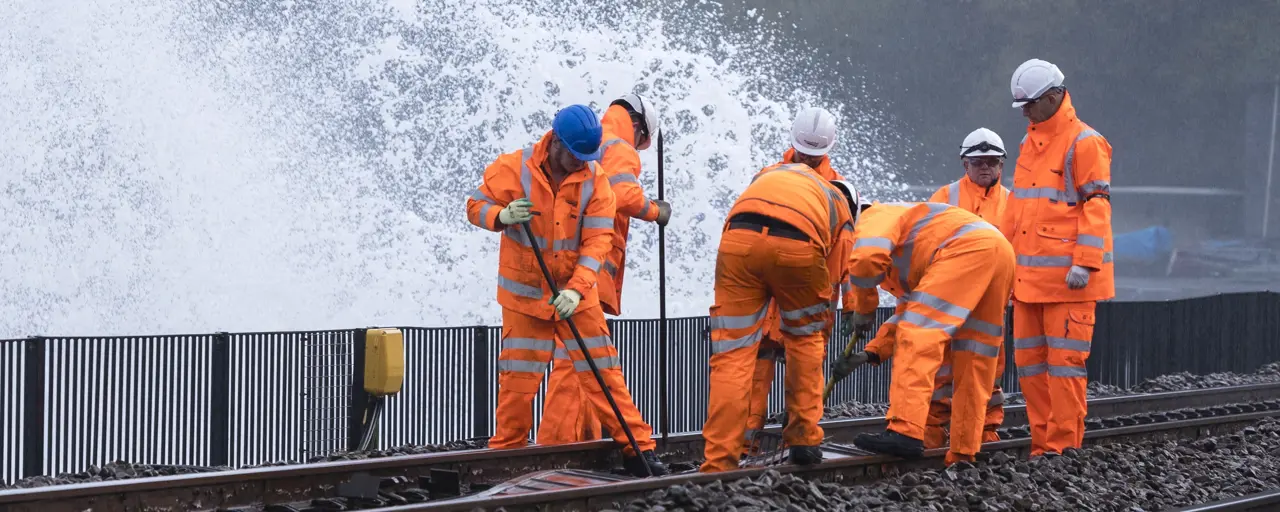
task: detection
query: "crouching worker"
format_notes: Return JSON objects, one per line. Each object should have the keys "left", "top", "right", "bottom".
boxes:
{"left": 841, "top": 201, "right": 1014, "bottom": 466}
{"left": 464, "top": 104, "right": 667, "bottom": 477}
{"left": 699, "top": 161, "right": 862, "bottom": 473}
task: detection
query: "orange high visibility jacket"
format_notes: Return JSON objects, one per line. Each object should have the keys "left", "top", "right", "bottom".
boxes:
{"left": 840, "top": 202, "right": 1001, "bottom": 316}
{"left": 465, "top": 131, "right": 617, "bottom": 319}
{"left": 777, "top": 148, "right": 845, "bottom": 181}
{"left": 596, "top": 105, "right": 663, "bottom": 315}
{"left": 929, "top": 175, "right": 1010, "bottom": 230}
{"left": 1001, "top": 92, "right": 1115, "bottom": 303}
{"left": 727, "top": 162, "right": 855, "bottom": 288}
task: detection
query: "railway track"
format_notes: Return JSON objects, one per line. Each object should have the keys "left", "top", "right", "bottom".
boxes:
{"left": 4, "top": 383, "right": 1280, "bottom": 512}
{"left": 1173, "top": 489, "right": 1280, "bottom": 511}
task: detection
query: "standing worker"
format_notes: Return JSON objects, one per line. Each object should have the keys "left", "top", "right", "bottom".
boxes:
{"left": 744, "top": 106, "right": 853, "bottom": 452}
{"left": 464, "top": 104, "right": 668, "bottom": 477}
{"left": 537, "top": 93, "right": 671, "bottom": 445}
{"left": 1003, "top": 58, "right": 1114, "bottom": 458}
{"left": 842, "top": 201, "right": 1015, "bottom": 466}
{"left": 700, "top": 161, "right": 861, "bottom": 473}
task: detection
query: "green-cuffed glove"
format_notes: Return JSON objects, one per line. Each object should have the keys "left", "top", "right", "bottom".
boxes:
{"left": 549, "top": 289, "right": 582, "bottom": 319}
{"left": 499, "top": 198, "right": 534, "bottom": 225}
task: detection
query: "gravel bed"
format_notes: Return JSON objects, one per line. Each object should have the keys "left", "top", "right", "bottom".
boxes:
{"left": 614, "top": 416, "right": 1280, "bottom": 511}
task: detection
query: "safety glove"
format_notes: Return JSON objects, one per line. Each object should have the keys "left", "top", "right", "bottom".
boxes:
{"left": 839, "top": 311, "right": 874, "bottom": 339}
{"left": 499, "top": 198, "right": 535, "bottom": 225}
{"left": 1065, "top": 265, "right": 1090, "bottom": 290}
{"left": 654, "top": 199, "right": 672, "bottom": 227}
{"left": 549, "top": 289, "right": 583, "bottom": 319}
{"left": 831, "top": 351, "right": 871, "bottom": 382}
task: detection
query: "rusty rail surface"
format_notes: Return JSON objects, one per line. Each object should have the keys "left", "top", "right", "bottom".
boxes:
{"left": 4, "top": 383, "right": 1280, "bottom": 512}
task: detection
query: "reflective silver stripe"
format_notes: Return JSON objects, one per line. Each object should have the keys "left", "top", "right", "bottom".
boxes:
{"left": 504, "top": 225, "right": 549, "bottom": 249}
{"left": 554, "top": 347, "right": 570, "bottom": 360}
{"left": 1016, "top": 252, "right": 1114, "bottom": 267}
{"left": 1012, "top": 186, "right": 1068, "bottom": 202}
{"left": 960, "top": 317, "right": 1004, "bottom": 337}
{"left": 1047, "top": 336, "right": 1091, "bottom": 353}
{"left": 935, "top": 363, "right": 952, "bottom": 377}
{"left": 780, "top": 320, "right": 826, "bottom": 335}
{"left": 899, "top": 310, "right": 960, "bottom": 337}
{"left": 1080, "top": 180, "right": 1110, "bottom": 196}
{"left": 937, "top": 220, "right": 999, "bottom": 252}
{"left": 1062, "top": 129, "right": 1103, "bottom": 204}
{"left": 573, "top": 355, "right": 621, "bottom": 372}
{"left": 498, "top": 275, "right": 543, "bottom": 299}
{"left": 479, "top": 203, "right": 494, "bottom": 229}
{"left": 849, "top": 274, "right": 885, "bottom": 287}
{"left": 1049, "top": 365, "right": 1088, "bottom": 378}
{"left": 711, "top": 328, "right": 763, "bottom": 354}
{"left": 709, "top": 304, "right": 769, "bottom": 330}
{"left": 502, "top": 337, "right": 555, "bottom": 352}
{"left": 1077, "top": 234, "right": 1105, "bottom": 249}
{"left": 854, "top": 237, "right": 895, "bottom": 251}
{"left": 552, "top": 239, "right": 580, "bottom": 252}
{"left": 575, "top": 166, "right": 596, "bottom": 249}
{"left": 1020, "top": 134, "right": 1028, "bottom": 145}
{"left": 609, "top": 173, "right": 637, "bottom": 185}
{"left": 638, "top": 200, "right": 651, "bottom": 218}
{"left": 578, "top": 255, "right": 602, "bottom": 272}
{"left": 1014, "top": 336, "right": 1046, "bottom": 350}
{"left": 604, "top": 260, "right": 619, "bottom": 276}
{"left": 932, "top": 383, "right": 953, "bottom": 401}
{"left": 883, "top": 314, "right": 900, "bottom": 325}
{"left": 893, "top": 203, "right": 949, "bottom": 293}
{"left": 498, "top": 359, "right": 548, "bottom": 373}
{"left": 600, "top": 137, "right": 627, "bottom": 150}
{"left": 575, "top": 335, "right": 614, "bottom": 350}
{"left": 839, "top": 278, "right": 852, "bottom": 296}
{"left": 470, "top": 188, "right": 499, "bottom": 204}
{"left": 952, "top": 338, "right": 1001, "bottom": 358}
{"left": 583, "top": 216, "right": 613, "bottom": 229}
{"left": 1017, "top": 362, "right": 1048, "bottom": 377}
{"left": 519, "top": 147, "right": 534, "bottom": 203}
{"left": 989, "top": 390, "right": 1005, "bottom": 407}
{"left": 904, "top": 290, "right": 970, "bottom": 320}
{"left": 781, "top": 302, "right": 828, "bottom": 320}
{"left": 946, "top": 180, "right": 961, "bottom": 206}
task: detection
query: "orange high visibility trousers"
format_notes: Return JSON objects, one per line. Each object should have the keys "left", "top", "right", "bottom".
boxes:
{"left": 701, "top": 229, "right": 832, "bottom": 473}
{"left": 1013, "top": 300, "right": 1095, "bottom": 456}
{"left": 884, "top": 233, "right": 1013, "bottom": 464}
{"left": 536, "top": 336, "right": 602, "bottom": 444}
{"left": 923, "top": 342, "right": 1007, "bottom": 448}
{"left": 489, "top": 306, "right": 654, "bottom": 455}
{"left": 743, "top": 339, "right": 782, "bottom": 453}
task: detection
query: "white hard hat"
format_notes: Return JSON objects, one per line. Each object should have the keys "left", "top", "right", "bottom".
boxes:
{"left": 791, "top": 106, "right": 838, "bottom": 157}
{"left": 959, "top": 128, "right": 1006, "bottom": 157}
{"left": 611, "top": 93, "right": 659, "bottom": 150}
{"left": 1010, "top": 58, "right": 1065, "bottom": 108}
{"left": 828, "top": 180, "right": 867, "bottom": 225}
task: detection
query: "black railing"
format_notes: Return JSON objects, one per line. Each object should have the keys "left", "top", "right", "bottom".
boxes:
{"left": 2, "top": 291, "right": 1279, "bottom": 483}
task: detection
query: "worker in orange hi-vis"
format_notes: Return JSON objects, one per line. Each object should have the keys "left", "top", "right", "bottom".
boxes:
{"left": 464, "top": 104, "right": 667, "bottom": 477}
{"left": 537, "top": 93, "right": 670, "bottom": 446}
{"left": 743, "top": 106, "right": 851, "bottom": 455}
{"left": 1004, "top": 58, "right": 1114, "bottom": 458}
{"left": 840, "top": 201, "right": 1015, "bottom": 466}
{"left": 699, "top": 164, "right": 862, "bottom": 473}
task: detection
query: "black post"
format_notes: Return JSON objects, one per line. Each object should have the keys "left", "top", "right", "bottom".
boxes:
{"left": 209, "top": 333, "right": 232, "bottom": 467}
{"left": 22, "top": 336, "right": 45, "bottom": 479}
{"left": 656, "top": 131, "right": 669, "bottom": 445}
{"left": 473, "top": 326, "right": 491, "bottom": 438}
{"left": 347, "top": 328, "right": 370, "bottom": 452}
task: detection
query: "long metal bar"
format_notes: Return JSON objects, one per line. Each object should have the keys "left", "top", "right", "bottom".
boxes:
{"left": 1262, "top": 77, "right": 1278, "bottom": 238}
{"left": 656, "top": 130, "right": 669, "bottom": 446}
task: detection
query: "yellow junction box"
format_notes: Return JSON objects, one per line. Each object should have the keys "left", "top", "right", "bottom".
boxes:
{"left": 364, "top": 328, "right": 405, "bottom": 396}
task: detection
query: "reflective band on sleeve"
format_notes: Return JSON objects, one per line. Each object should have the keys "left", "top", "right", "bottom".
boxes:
{"left": 600, "top": 138, "right": 626, "bottom": 150}
{"left": 849, "top": 274, "right": 886, "bottom": 288}
{"left": 470, "top": 188, "right": 499, "bottom": 204}
{"left": 1077, "top": 234, "right": 1105, "bottom": 249}
{"left": 883, "top": 314, "right": 900, "bottom": 325}
{"left": 1080, "top": 180, "right": 1110, "bottom": 196}
{"left": 577, "top": 255, "right": 602, "bottom": 272}
{"left": 1062, "top": 129, "right": 1102, "bottom": 204}
{"left": 501, "top": 337, "right": 555, "bottom": 352}
{"left": 498, "top": 275, "right": 543, "bottom": 299}
{"left": 583, "top": 216, "right": 613, "bottom": 229}
{"left": 854, "top": 237, "right": 895, "bottom": 251}
{"left": 604, "top": 260, "right": 619, "bottom": 276}
{"left": 609, "top": 173, "right": 637, "bottom": 185}
{"left": 498, "top": 359, "right": 548, "bottom": 373}
{"left": 638, "top": 200, "right": 651, "bottom": 218}
{"left": 951, "top": 338, "right": 1001, "bottom": 358}
{"left": 479, "top": 203, "right": 494, "bottom": 229}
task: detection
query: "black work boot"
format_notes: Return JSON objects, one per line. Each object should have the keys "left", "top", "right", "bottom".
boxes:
{"left": 623, "top": 450, "right": 669, "bottom": 477}
{"left": 854, "top": 430, "right": 925, "bottom": 459}
{"left": 788, "top": 445, "right": 823, "bottom": 465}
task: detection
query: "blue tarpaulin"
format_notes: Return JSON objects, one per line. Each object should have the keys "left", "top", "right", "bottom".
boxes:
{"left": 1113, "top": 225, "right": 1173, "bottom": 263}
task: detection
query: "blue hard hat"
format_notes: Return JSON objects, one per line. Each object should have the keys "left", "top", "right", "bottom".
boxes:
{"left": 552, "top": 104, "right": 603, "bottom": 161}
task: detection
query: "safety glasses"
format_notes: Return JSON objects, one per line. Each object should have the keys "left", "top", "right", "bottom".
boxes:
{"left": 964, "top": 156, "right": 1003, "bottom": 168}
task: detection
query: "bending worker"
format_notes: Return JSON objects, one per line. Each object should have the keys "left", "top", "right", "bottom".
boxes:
{"left": 537, "top": 93, "right": 671, "bottom": 445}
{"left": 843, "top": 200, "right": 1015, "bottom": 466}
{"left": 1004, "top": 58, "right": 1114, "bottom": 458}
{"left": 745, "top": 106, "right": 851, "bottom": 453}
{"left": 464, "top": 104, "right": 667, "bottom": 477}
{"left": 700, "top": 161, "right": 861, "bottom": 472}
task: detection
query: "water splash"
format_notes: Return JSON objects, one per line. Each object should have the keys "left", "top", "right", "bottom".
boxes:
{"left": 0, "top": 0, "right": 906, "bottom": 337}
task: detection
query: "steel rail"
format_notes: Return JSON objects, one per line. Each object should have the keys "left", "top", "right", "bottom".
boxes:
{"left": 3, "top": 383, "right": 1280, "bottom": 512}
{"left": 1172, "top": 489, "right": 1280, "bottom": 511}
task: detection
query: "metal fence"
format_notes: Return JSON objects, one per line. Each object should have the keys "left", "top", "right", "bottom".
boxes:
{"left": 3, "top": 291, "right": 1279, "bottom": 483}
